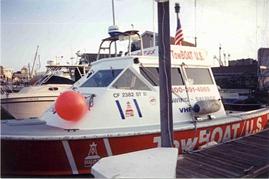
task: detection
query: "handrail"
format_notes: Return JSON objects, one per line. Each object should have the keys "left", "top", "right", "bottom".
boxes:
{"left": 96, "top": 30, "right": 144, "bottom": 60}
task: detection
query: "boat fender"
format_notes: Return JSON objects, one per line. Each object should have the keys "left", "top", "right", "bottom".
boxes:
{"left": 55, "top": 91, "right": 88, "bottom": 121}
{"left": 193, "top": 99, "right": 221, "bottom": 115}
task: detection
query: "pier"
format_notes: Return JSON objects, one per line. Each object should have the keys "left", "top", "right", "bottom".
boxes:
{"left": 91, "top": 125, "right": 269, "bottom": 178}
{"left": 176, "top": 126, "right": 269, "bottom": 178}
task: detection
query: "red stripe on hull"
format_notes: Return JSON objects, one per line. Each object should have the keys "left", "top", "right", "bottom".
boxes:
{"left": 1, "top": 140, "right": 71, "bottom": 176}
{"left": 1, "top": 114, "right": 268, "bottom": 176}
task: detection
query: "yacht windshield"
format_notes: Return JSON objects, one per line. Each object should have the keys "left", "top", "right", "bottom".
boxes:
{"left": 81, "top": 69, "right": 122, "bottom": 87}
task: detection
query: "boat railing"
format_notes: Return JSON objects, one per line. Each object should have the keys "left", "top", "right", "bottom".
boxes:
{"left": 73, "top": 66, "right": 85, "bottom": 78}
{"left": 33, "top": 65, "right": 89, "bottom": 86}
{"left": 96, "top": 30, "right": 144, "bottom": 60}
{"left": 34, "top": 67, "right": 62, "bottom": 85}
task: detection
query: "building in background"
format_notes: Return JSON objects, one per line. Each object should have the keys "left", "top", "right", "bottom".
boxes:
{"left": 212, "top": 48, "right": 269, "bottom": 110}
{"left": 1, "top": 67, "right": 13, "bottom": 81}
{"left": 212, "top": 58, "right": 258, "bottom": 90}
{"left": 12, "top": 66, "right": 30, "bottom": 85}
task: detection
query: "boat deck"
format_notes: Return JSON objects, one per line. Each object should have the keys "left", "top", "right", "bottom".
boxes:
{"left": 176, "top": 126, "right": 269, "bottom": 178}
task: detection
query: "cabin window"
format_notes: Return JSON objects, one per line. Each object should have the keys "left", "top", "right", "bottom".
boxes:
{"left": 140, "top": 67, "right": 159, "bottom": 86}
{"left": 80, "top": 69, "right": 122, "bottom": 87}
{"left": 185, "top": 68, "right": 214, "bottom": 85}
{"left": 112, "top": 69, "right": 151, "bottom": 90}
{"left": 171, "top": 68, "right": 184, "bottom": 85}
{"left": 140, "top": 67, "right": 184, "bottom": 86}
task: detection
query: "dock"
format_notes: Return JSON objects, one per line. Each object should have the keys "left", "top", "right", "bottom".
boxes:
{"left": 176, "top": 127, "right": 269, "bottom": 178}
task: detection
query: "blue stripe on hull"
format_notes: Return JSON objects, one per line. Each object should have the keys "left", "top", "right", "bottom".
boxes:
{"left": 115, "top": 100, "right": 125, "bottom": 119}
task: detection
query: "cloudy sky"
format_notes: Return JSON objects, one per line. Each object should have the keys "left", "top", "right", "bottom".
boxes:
{"left": 1, "top": 0, "right": 269, "bottom": 71}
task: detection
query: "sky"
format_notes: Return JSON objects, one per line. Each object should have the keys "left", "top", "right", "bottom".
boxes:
{"left": 1, "top": 0, "right": 269, "bottom": 71}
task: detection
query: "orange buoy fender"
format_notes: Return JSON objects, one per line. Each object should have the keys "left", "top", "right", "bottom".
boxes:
{"left": 55, "top": 91, "right": 88, "bottom": 121}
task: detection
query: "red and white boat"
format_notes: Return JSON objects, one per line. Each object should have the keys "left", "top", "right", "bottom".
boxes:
{"left": 1, "top": 31, "right": 269, "bottom": 176}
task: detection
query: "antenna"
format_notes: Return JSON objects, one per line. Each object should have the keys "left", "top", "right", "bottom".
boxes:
{"left": 111, "top": 0, "right": 116, "bottom": 25}
{"left": 111, "top": 0, "right": 117, "bottom": 54}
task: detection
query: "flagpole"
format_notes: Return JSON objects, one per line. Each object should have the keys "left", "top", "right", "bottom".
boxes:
{"left": 174, "top": 3, "right": 183, "bottom": 46}
{"left": 175, "top": 3, "right": 179, "bottom": 45}
{"left": 175, "top": 3, "right": 180, "bottom": 21}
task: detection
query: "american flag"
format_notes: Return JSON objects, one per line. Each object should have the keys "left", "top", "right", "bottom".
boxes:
{"left": 175, "top": 14, "right": 183, "bottom": 45}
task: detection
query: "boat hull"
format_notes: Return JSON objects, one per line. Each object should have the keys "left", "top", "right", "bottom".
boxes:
{"left": 1, "top": 84, "right": 71, "bottom": 119}
{"left": 1, "top": 112, "right": 268, "bottom": 176}
{"left": 1, "top": 96, "right": 56, "bottom": 119}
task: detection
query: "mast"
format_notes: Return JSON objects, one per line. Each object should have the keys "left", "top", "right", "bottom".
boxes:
{"left": 30, "top": 45, "right": 39, "bottom": 78}
{"left": 157, "top": 0, "right": 174, "bottom": 147}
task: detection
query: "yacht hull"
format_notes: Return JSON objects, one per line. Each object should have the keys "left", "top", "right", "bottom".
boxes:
{"left": 1, "top": 96, "right": 56, "bottom": 119}
{"left": 1, "top": 110, "right": 268, "bottom": 176}
{"left": 1, "top": 84, "right": 72, "bottom": 119}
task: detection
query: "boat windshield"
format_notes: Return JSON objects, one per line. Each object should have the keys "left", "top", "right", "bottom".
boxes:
{"left": 185, "top": 68, "right": 213, "bottom": 85}
{"left": 112, "top": 68, "right": 152, "bottom": 90}
{"left": 80, "top": 69, "right": 123, "bottom": 87}
{"left": 140, "top": 67, "right": 184, "bottom": 86}
{"left": 140, "top": 67, "right": 159, "bottom": 86}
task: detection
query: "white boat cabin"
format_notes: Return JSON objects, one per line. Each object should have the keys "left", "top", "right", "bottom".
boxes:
{"left": 42, "top": 43, "right": 226, "bottom": 130}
